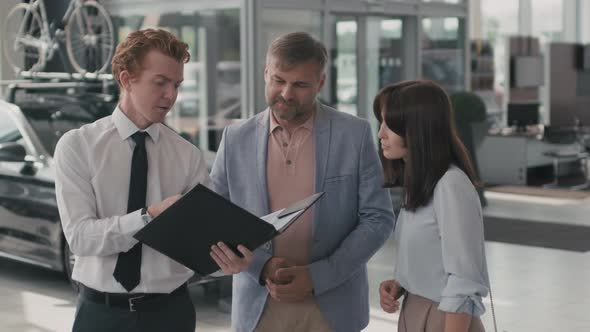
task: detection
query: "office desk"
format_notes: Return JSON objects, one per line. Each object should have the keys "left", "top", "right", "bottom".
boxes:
{"left": 476, "top": 131, "right": 581, "bottom": 185}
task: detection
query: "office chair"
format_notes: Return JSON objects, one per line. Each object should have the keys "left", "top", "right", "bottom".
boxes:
{"left": 450, "top": 91, "right": 489, "bottom": 206}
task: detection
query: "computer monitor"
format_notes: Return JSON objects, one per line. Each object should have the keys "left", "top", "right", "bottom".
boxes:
{"left": 507, "top": 102, "right": 540, "bottom": 129}
{"left": 510, "top": 56, "right": 544, "bottom": 87}
{"left": 577, "top": 71, "right": 590, "bottom": 97}
{"left": 583, "top": 45, "right": 590, "bottom": 69}
{"left": 575, "top": 44, "right": 590, "bottom": 70}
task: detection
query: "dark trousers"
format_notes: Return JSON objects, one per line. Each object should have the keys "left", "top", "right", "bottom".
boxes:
{"left": 73, "top": 286, "right": 196, "bottom": 332}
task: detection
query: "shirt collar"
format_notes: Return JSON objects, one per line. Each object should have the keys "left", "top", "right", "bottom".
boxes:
{"left": 268, "top": 104, "right": 316, "bottom": 135}
{"left": 113, "top": 106, "right": 160, "bottom": 143}
{"left": 269, "top": 109, "right": 282, "bottom": 134}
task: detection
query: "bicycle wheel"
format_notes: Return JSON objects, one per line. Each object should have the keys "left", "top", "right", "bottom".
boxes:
{"left": 3, "top": 3, "right": 46, "bottom": 74}
{"left": 65, "top": 1, "right": 114, "bottom": 74}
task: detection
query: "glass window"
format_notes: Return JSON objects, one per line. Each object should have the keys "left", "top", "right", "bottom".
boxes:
{"left": 423, "top": 0, "right": 463, "bottom": 4}
{"left": 532, "top": 0, "right": 564, "bottom": 43}
{"left": 331, "top": 17, "right": 358, "bottom": 116}
{"left": 261, "top": 9, "right": 323, "bottom": 47}
{"left": 481, "top": 0, "right": 519, "bottom": 38}
{"left": 330, "top": 16, "right": 404, "bottom": 120}
{"left": 421, "top": 17, "right": 465, "bottom": 93}
{"left": 112, "top": 8, "right": 241, "bottom": 152}
{"left": 373, "top": 18, "right": 404, "bottom": 89}
{"left": 480, "top": 0, "right": 519, "bottom": 112}
{"left": 259, "top": 9, "right": 322, "bottom": 111}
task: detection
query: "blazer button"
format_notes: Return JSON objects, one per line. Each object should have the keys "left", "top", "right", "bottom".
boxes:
{"left": 263, "top": 242, "right": 271, "bottom": 250}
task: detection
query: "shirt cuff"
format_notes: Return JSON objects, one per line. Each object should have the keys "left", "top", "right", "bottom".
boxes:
{"left": 438, "top": 295, "right": 486, "bottom": 316}
{"left": 118, "top": 209, "right": 146, "bottom": 239}
{"left": 245, "top": 249, "right": 272, "bottom": 285}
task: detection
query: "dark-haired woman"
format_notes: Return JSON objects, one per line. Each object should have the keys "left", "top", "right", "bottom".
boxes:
{"left": 374, "top": 80, "right": 489, "bottom": 332}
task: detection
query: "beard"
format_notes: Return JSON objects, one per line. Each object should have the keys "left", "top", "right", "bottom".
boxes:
{"left": 270, "top": 96, "right": 299, "bottom": 121}
{"left": 269, "top": 96, "right": 313, "bottom": 122}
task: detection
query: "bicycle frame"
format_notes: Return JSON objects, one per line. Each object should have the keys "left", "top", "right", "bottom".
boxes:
{"left": 7, "top": 0, "right": 114, "bottom": 74}
{"left": 15, "top": 0, "right": 52, "bottom": 62}
{"left": 61, "top": 0, "right": 83, "bottom": 27}
{"left": 16, "top": 0, "right": 83, "bottom": 63}
{"left": 62, "top": 0, "right": 97, "bottom": 49}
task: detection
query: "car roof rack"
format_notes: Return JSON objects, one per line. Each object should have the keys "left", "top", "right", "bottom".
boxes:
{"left": 1, "top": 71, "right": 118, "bottom": 104}
{"left": 17, "top": 71, "right": 114, "bottom": 81}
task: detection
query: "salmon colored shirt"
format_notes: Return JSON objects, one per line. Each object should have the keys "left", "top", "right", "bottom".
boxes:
{"left": 266, "top": 108, "right": 315, "bottom": 265}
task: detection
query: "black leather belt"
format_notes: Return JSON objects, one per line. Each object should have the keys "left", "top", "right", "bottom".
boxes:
{"left": 79, "top": 283, "right": 188, "bottom": 312}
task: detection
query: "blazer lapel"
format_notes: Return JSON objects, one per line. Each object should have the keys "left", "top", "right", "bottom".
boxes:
{"left": 313, "top": 104, "right": 331, "bottom": 235}
{"left": 256, "top": 110, "right": 270, "bottom": 216}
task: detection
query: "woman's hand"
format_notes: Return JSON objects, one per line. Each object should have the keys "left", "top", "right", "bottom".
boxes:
{"left": 379, "top": 279, "right": 403, "bottom": 313}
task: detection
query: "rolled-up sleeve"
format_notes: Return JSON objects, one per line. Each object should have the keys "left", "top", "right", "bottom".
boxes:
{"left": 433, "top": 170, "right": 489, "bottom": 316}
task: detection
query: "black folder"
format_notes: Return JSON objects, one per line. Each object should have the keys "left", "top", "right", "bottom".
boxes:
{"left": 133, "top": 184, "right": 324, "bottom": 276}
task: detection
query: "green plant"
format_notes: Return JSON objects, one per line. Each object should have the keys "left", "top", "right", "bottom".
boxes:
{"left": 450, "top": 91, "right": 487, "bottom": 124}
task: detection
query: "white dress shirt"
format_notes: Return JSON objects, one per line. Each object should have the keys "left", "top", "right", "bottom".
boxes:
{"left": 54, "top": 107, "right": 211, "bottom": 293}
{"left": 393, "top": 165, "right": 490, "bottom": 316}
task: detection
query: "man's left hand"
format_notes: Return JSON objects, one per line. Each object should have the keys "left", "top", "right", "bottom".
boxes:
{"left": 210, "top": 242, "right": 253, "bottom": 274}
{"left": 266, "top": 266, "right": 314, "bottom": 302}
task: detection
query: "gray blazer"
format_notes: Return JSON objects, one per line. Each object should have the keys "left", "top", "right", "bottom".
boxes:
{"left": 210, "top": 105, "right": 395, "bottom": 332}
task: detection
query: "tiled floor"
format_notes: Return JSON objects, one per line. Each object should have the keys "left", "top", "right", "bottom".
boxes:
{"left": 1, "top": 190, "right": 589, "bottom": 332}
{"left": 365, "top": 190, "right": 590, "bottom": 332}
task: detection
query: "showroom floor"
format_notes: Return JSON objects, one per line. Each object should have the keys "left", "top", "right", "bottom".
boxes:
{"left": 1, "top": 190, "right": 589, "bottom": 332}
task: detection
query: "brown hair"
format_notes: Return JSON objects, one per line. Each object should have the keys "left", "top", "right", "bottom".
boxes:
{"left": 266, "top": 32, "right": 328, "bottom": 73}
{"left": 111, "top": 28, "right": 190, "bottom": 85}
{"left": 373, "top": 80, "right": 479, "bottom": 211}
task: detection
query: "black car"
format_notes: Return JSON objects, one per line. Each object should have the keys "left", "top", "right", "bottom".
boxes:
{"left": 0, "top": 87, "right": 115, "bottom": 288}
{"left": 0, "top": 85, "right": 227, "bottom": 295}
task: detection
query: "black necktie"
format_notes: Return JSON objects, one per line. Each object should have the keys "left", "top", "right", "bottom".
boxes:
{"left": 113, "top": 131, "right": 148, "bottom": 292}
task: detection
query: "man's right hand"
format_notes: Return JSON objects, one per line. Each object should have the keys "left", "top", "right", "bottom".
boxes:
{"left": 261, "top": 256, "right": 294, "bottom": 285}
{"left": 147, "top": 194, "right": 182, "bottom": 219}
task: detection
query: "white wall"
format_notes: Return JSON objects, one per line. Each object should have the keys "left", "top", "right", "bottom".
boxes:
{"left": 580, "top": 0, "right": 590, "bottom": 43}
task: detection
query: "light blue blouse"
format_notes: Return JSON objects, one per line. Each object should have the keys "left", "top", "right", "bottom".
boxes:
{"left": 393, "top": 165, "right": 490, "bottom": 316}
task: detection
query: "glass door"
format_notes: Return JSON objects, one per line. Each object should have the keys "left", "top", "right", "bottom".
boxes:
{"left": 421, "top": 17, "right": 466, "bottom": 94}
{"left": 111, "top": 7, "right": 242, "bottom": 153}
{"left": 365, "top": 16, "right": 405, "bottom": 135}
{"left": 367, "top": 17, "right": 405, "bottom": 91}
{"left": 329, "top": 15, "right": 406, "bottom": 135}
{"left": 330, "top": 16, "right": 359, "bottom": 116}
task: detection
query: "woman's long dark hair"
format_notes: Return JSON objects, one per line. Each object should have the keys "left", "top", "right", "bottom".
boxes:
{"left": 373, "top": 80, "right": 479, "bottom": 211}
